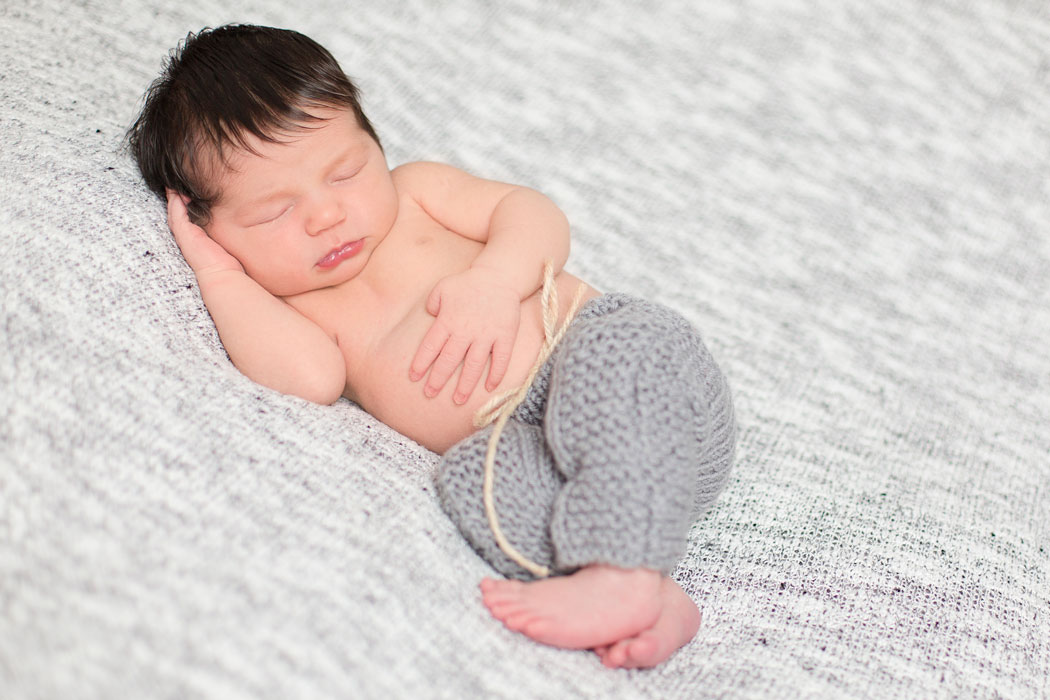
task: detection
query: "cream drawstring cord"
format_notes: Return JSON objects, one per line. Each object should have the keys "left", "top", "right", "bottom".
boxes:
{"left": 472, "top": 260, "right": 588, "bottom": 578}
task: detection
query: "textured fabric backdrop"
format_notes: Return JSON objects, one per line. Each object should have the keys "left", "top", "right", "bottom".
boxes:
{"left": 2, "top": 1, "right": 1048, "bottom": 698}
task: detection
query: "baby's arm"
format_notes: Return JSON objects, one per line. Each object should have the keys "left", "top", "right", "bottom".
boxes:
{"left": 167, "top": 192, "right": 346, "bottom": 404}
{"left": 397, "top": 162, "right": 571, "bottom": 403}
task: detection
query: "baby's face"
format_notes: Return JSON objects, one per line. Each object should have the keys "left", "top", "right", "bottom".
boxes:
{"left": 204, "top": 108, "right": 398, "bottom": 297}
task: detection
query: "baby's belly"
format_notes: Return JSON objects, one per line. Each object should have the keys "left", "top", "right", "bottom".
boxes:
{"left": 351, "top": 273, "right": 598, "bottom": 454}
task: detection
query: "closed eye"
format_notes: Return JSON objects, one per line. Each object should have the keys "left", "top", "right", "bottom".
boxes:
{"left": 333, "top": 163, "right": 365, "bottom": 184}
{"left": 248, "top": 205, "right": 291, "bottom": 227}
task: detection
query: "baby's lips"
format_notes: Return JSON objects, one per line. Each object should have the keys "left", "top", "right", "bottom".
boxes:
{"left": 316, "top": 239, "right": 364, "bottom": 268}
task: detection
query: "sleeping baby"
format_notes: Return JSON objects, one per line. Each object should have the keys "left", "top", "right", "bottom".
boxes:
{"left": 126, "top": 23, "right": 736, "bottom": 669}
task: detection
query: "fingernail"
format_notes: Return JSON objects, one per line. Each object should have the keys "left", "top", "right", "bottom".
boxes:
{"left": 424, "top": 386, "right": 436, "bottom": 398}
{"left": 454, "top": 393, "right": 465, "bottom": 404}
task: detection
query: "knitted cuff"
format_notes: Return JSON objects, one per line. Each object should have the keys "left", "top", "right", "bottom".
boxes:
{"left": 436, "top": 420, "right": 563, "bottom": 580}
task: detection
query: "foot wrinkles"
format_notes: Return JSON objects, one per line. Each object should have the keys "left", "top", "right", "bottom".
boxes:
{"left": 480, "top": 565, "right": 701, "bottom": 668}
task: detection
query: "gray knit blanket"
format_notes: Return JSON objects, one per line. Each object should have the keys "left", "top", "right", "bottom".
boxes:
{"left": 2, "top": 1, "right": 1047, "bottom": 698}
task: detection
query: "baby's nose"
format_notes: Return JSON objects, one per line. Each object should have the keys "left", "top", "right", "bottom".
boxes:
{"left": 305, "top": 195, "right": 345, "bottom": 235}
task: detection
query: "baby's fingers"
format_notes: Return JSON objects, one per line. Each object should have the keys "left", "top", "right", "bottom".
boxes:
{"left": 166, "top": 189, "right": 192, "bottom": 226}
{"left": 453, "top": 343, "right": 492, "bottom": 405}
{"left": 166, "top": 190, "right": 206, "bottom": 248}
{"left": 409, "top": 322, "right": 449, "bottom": 385}
{"left": 423, "top": 335, "right": 470, "bottom": 399}
{"left": 485, "top": 336, "right": 514, "bottom": 392}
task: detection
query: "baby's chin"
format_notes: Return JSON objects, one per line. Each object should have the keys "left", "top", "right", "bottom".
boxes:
{"left": 264, "top": 271, "right": 355, "bottom": 298}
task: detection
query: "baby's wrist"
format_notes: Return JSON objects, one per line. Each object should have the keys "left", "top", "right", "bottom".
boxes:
{"left": 466, "top": 262, "right": 527, "bottom": 299}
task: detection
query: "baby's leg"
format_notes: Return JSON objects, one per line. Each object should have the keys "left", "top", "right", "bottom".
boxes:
{"left": 436, "top": 419, "right": 563, "bottom": 580}
{"left": 440, "top": 295, "right": 735, "bottom": 665}
{"left": 436, "top": 390, "right": 669, "bottom": 653}
{"left": 483, "top": 296, "right": 735, "bottom": 662}
{"left": 542, "top": 295, "right": 732, "bottom": 574}
{"left": 437, "top": 417, "right": 664, "bottom": 652}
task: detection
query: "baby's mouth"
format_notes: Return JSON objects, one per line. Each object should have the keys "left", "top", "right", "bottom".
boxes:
{"left": 317, "top": 239, "right": 364, "bottom": 269}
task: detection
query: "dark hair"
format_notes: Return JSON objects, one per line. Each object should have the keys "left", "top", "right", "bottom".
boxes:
{"left": 125, "top": 24, "right": 381, "bottom": 225}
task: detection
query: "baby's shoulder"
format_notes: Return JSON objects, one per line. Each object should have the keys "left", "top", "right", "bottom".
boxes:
{"left": 390, "top": 160, "right": 462, "bottom": 193}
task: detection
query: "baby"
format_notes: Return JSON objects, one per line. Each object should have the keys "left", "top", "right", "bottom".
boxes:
{"left": 127, "top": 24, "right": 736, "bottom": 669}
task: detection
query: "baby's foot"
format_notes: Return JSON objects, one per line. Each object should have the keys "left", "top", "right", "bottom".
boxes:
{"left": 480, "top": 565, "right": 662, "bottom": 650}
{"left": 594, "top": 577, "right": 701, "bottom": 669}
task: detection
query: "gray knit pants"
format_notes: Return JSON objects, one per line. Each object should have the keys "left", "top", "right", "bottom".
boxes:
{"left": 436, "top": 293, "right": 736, "bottom": 580}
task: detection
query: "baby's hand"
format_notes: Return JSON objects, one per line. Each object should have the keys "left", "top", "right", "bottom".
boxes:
{"left": 166, "top": 190, "right": 244, "bottom": 278}
{"left": 410, "top": 267, "right": 521, "bottom": 404}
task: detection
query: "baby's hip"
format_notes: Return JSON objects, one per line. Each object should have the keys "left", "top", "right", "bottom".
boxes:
{"left": 515, "top": 292, "right": 731, "bottom": 425}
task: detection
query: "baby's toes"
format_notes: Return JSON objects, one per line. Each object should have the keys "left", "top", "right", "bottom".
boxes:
{"left": 620, "top": 631, "right": 667, "bottom": 668}
{"left": 480, "top": 577, "right": 525, "bottom": 602}
{"left": 598, "top": 639, "right": 632, "bottom": 668}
